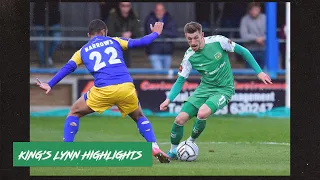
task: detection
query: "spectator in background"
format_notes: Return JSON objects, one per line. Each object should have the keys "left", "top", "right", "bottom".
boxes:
{"left": 100, "top": 1, "right": 118, "bottom": 22}
{"left": 144, "top": 3, "right": 178, "bottom": 70}
{"left": 220, "top": 2, "right": 247, "bottom": 38}
{"left": 107, "top": 2, "right": 141, "bottom": 67}
{"left": 33, "top": 2, "right": 61, "bottom": 68}
{"left": 240, "top": 2, "right": 266, "bottom": 69}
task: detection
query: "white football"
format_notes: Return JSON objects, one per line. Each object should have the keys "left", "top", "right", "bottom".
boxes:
{"left": 176, "top": 141, "right": 199, "bottom": 161}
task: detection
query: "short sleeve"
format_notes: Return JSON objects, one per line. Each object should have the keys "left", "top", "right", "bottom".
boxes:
{"left": 216, "top": 35, "right": 236, "bottom": 52}
{"left": 178, "top": 49, "right": 194, "bottom": 78}
{"left": 112, "top": 37, "right": 129, "bottom": 50}
{"left": 69, "top": 50, "right": 83, "bottom": 66}
{"left": 205, "top": 35, "right": 236, "bottom": 52}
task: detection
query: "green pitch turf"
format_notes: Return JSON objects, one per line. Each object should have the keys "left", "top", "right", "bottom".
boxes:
{"left": 30, "top": 116, "right": 290, "bottom": 176}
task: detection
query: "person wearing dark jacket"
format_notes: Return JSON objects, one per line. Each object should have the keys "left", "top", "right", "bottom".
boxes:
{"left": 100, "top": 1, "right": 118, "bottom": 22}
{"left": 145, "top": 3, "right": 178, "bottom": 70}
{"left": 106, "top": 2, "right": 141, "bottom": 67}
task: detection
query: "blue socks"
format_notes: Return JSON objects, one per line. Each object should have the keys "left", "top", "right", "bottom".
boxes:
{"left": 63, "top": 116, "right": 80, "bottom": 142}
{"left": 136, "top": 116, "right": 156, "bottom": 142}
{"left": 63, "top": 116, "right": 156, "bottom": 143}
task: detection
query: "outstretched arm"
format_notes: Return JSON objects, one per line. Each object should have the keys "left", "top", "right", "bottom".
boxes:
{"left": 234, "top": 44, "right": 272, "bottom": 84}
{"left": 127, "top": 32, "right": 159, "bottom": 48}
{"left": 215, "top": 35, "right": 272, "bottom": 84}
{"left": 47, "top": 61, "right": 77, "bottom": 88}
{"left": 36, "top": 50, "right": 82, "bottom": 94}
{"left": 160, "top": 76, "right": 186, "bottom": 111}
{"left": 128, "top": 22, "right": 164, "bottom": 48}
{"left": 234, "top": 44, "right": 262, "bottom": 74}
{"left": 113, "top": 22, "right": 164, "bottom": 50}
{"left": 168, "top": 76, "right": 187, "bottom": 102}
{"left": 160, "top": 55, "right": 193, "bottom": 111}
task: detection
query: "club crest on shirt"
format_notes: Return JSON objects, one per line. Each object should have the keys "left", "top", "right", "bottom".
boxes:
{"left": 214, "top": 52, "right": 222, "bottom": 60}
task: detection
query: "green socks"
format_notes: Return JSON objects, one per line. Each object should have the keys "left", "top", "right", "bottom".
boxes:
{"left": 170, "top": 122, "right": 184, "bottom": 146}
{"left": 170, "top": 118, "right": 206, "bottom": 151}
{"left": 191, "top": 118, "right": 207, "bottom": 139}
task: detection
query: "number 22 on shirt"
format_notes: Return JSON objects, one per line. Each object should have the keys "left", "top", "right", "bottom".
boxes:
{"left": 89, "top": 47, "right": 122, "bottom": 72}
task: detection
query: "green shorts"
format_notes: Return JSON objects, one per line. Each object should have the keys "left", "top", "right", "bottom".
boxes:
{"left": 181, "top": 93, "right": 231, "bottom": 118}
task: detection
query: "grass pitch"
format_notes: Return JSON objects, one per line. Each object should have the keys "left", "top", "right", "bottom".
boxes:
{"left": 30, "top": 116, "right": 290, "bottom": 176}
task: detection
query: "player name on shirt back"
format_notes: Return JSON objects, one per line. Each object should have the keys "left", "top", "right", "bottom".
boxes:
{"left": 84, "top": 39, "right": 114, "bottom": 52}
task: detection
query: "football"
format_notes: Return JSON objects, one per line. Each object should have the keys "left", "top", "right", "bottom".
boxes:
{"left": 176, "top": 141, "right": 199, "bottom": 161}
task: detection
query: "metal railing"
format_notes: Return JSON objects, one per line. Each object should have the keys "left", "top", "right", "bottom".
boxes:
{"left": 30, "top": 26, "right": 282, "bottom": 33}
{"left": 30, "top": 26, "right": 285, "bottom": 43}
{"left": 29, "top": 36, "right": 285, "bottom": 43}
{"left": 30, "top": 67, "right": 285, "bottom": 76}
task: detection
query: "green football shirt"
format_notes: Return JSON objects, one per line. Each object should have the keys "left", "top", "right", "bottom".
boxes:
{"left": 178, "top": 35, "right": 236, "bottom": 98}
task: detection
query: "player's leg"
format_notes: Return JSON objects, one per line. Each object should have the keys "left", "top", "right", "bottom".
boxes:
{"left": 128, "top": 105, "right": 157, "bottom": 146}
{"left": 116, "top": 83, "right": 169, "bottom": 163}
{"left": 64, "top": 85, "right": 114, "bottom": 142}
{"left": 128, "top": 104, "right": 169, "bottom": 163}
{"left": 187, "top": 94, "right": 229, "bottom": 142}
{"left": 116, "top": 83, "right": 158, "bottom": 144}
{"left": 187, "top": 104, "right": 211, "bottom": 142}
{"left": 168, "top": 101, "right": 198, "bottom": 159}
{"left": 63, "top": 95, "right": 95, "bottom": 142}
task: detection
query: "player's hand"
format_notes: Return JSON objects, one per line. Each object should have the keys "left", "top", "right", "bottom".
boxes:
{"left": 160, "top": 99, "right": 170, "bottom": 111}
{"left": 150, "top": 22, "right": 164, "bottom": 35}
{"left": 35, "top": 78, "right": 51, "bottom": 94}
{"left": 257, "top": 72, "right": 272, "bottom": 84}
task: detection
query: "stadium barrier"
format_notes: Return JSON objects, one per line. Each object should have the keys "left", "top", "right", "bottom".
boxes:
{"left": 30, "top": 76, "right": 289, "bottom": 118}
{"left": 29, "top": 26, "right": 281, "bottom": 32}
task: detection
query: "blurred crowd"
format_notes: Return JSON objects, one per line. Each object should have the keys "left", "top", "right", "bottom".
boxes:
{"left": 31, "top": 2, "right": 287, "bottom": 70}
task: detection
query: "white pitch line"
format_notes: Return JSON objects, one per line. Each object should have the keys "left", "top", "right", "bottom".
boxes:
{"left": 158, "top": 142, "right": 290, "bottom": 146}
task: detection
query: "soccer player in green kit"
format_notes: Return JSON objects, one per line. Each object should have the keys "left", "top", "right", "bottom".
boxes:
{"left": 159, "top": 22, "right": 273, "bottom": 159}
